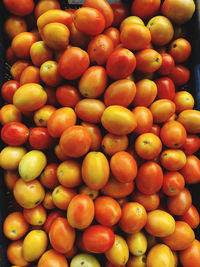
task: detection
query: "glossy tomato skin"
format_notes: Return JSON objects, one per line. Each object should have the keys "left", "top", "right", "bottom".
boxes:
{"left": 160, "top": 149, "right": 186, "bottom": 171}
{"left": 56, "top": 85, "right": 81, "bottom": 108}
{"left": 40, "top": 163, "right": 59, "bottom": 189}
{"left": 104, "top": 27, "right": 120, "bottom": 47}
{"left": 82, "top": 225, "right": 115, "bottom": 253}
{"left": 29, "top": 127, "right": 54, "bottom": 150}
{"left": 81, "top": 122, "right": 102, "bottom": 151}
{"left": 10, "top": 60, "right": 30, "bottom": 81}
{"left": 1, "top": 122, "right": 29, "bottom": 146}
{"left": 182, "top": 135, "right": 200, "bottom": 155}
{"left": 131, "top": 0, "right": 161, "bottom": 19}
{"left": 7, "top": 239, "right": 29, "bottom": 266}
{"left": 3, "top": 0, "right": 34, "bottom": 16}
{"left": 1, "top": 80, "right": 20, "bottom": 103}
{"left": 102, "top": 133, "right": 129, "bottom": 156}
{"left": 162, "top": 171, "right": 185, "bottom": 196}
{"left": 169, "top": 38, "right": 191, "bottom": 63}
{"left": 180, "top": 239, "right": 200, "bottom": 267}
{"left": 155, "top": 77, "right": 175, "bottom": 100}
{"left": 43, "top": 211, "right": 65, "bottom": 233}
{"left": 135, "top": 49, "right": 162, "bottom": 73}
{"left": 180, "top": 155, "right": 200, "bottom": 184}
{"left": 49, "top": 217, "right": 75, "bottom": 254}
{"left": 110, "top": 2, "right": 130, "bottom": 27}
{"left": 132, "top": 107, "right": 153, "bottom": 135}
{"left": 150, "top": 99, "right": 176, "bottom": 123}
{"left": 157, "top": 53, "right": 175, "bottom": 75}
{"left": 38, "top": 249, "right": 69, "bottom": 267}
{"left": 169, "top": 64, "right": 190, "bottom": 86}
{"left": 131, "top": 190, "right": 160, "bottom": 211}
{"left": 179, "top": 205, "right": 200, "bottom": 229}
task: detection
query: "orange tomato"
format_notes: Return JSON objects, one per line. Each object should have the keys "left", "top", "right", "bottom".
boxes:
{"left": 131, "top": 190, "right": 160, "bottom": 211}
{"left": 146, "top": 244, "right": 174, "bottom": 267}
{"left": 39, "top": 163, "right": 59, "bottom": 189}
{"left": 160, "top": 149, "right": 186, "bottom": 171}
{"left": 4, "top": 16, "right": 27, "bottom": 40}
{"left": 110, "top": 2, "right": 129, "bottom": 27}
{"left": 150, "top": 99, "right": 176, "bottom": 123}
{"left": 23, "top": 205, "right": 47, "bottom": 226}
{"left": 135, "top": 49, "right": 162, "bottom": 73}
{"left": 40, "top": 60, "right": 62, "bottom": 87}
{"left": 7, "top": 240, "right": 29, "bottom": 267}
{"left": 173, "top": 91, "right": 195, "bottom": 113}
{"left": 120, "top": 16, "right": 145, "bottom": 31}
{"left": 104, "top": 27, "right": 120, "bottom": 48}
{"left": 179, "top": 205, "right": 200, "bottom": 229}
{"left": 132, "top": 106, "right": 153, "bottom": 135}
{"left": 177, "top": 109, "right": 200, "bottom": 133}
{"left": 180, "top": 239, "right": 200, "bottom": 267}
{"left": 69, "top": 22, "right": 90, "bottom": 50}
{"left": 56, "top": 85, "right": 81, "bottom": 108}
{"left": 10, "top": 60, "right": 30, "bottom": 81}
{"left": 35, "top": 0, "right": 61, "bottom": 19}
{"left": 4, "top": 170, "right": 19, "bottom": 191}
{"left": 20, "top": 66, "right": 41, "bottom": 85}
{"left": 131, "top": 0, "right": 161, "bottom": 19}
{"left": 81, "top": 122, "right": 102, "bottom": 151}
{"left": 169, "top": 38, "right": 191, "bottom": 63}
{"left": 180, "top": 155, "right": 200, "bottom": 184}
{"left": 102, "top": 133, "right": 129, "bottom": 156}
{"left": 162, "top": 171, "right": 185, "bottom": 196}
{"left": 38, "top": 249, "right": 69, "bottom": 267}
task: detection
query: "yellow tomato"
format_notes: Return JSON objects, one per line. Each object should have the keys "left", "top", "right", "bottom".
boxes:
{"left": 70, "top": 253, "right": 101, "bottom": 267}
{"left": 127, "top": 231, "right": 148, "bottom": 256}
{"left": 0, "top": 146, "right": 26, "bottom": 171}
{"left": 127, "top": 255, "right": 146, "bottom": 267}
{"left": 177, "top": 109, "right": 200, "bottom": 133}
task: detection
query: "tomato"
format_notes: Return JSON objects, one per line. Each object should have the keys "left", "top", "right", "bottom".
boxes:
{"left": 162, "top": 171, "right": 185, "bottom": 196}
{"left": 81, "top": 122, "right": 102, "bottom": 151}
{"left": 4, "top": 16, "right": 27, "bottom": 40}
{"left": 19, "top": 65, "right": 40, "bottom": 86}
{"left": 30, "top": 41, "right": 53, "bottom": 67}
{"left": 75, "top": 99, "right": 105, "bottom": 124}
{"left": 133, "top": 79, "right": 157, "bottom": 107}
{"left": 131, "top": 0, "right": 161, "bottom": 19}
{"left": 106, "top": 48, "right": 136, "bottom": 80}
{"left": 3, "top": 0, "right": 34, "bottom": 16}
{"left": 131, "top": 190, "right": 160, "bottom": 211}
{"left": 40, "top": 60, "right": 62, "bottom": 87}
{"left": 177, "top": 109, "right": 200, "bottom": 133}
{"left": 59, "top": 46, "right": 90, "bottom": 80}
{"left": 49, "top": 217, "right": 75, "bottom": 254}
{"left": 71, "top": 253, "right": 100, "bottom": 267}
{"left": 23, "top": 204, "right": 46, "bottom": 226}
{"left": 1, "top": 122, "right": 29, "bottom": 146}
{"left": 157, "top": 53, "right": 175, "bottom": 75}
{"left": 94, "top": 196, "right": 121, "bottom": 226}
{"left": 132, "top": 107, "right": 153, "bottom": 135}
{"left": 127, "top": 231, "right": 147, "bottom": 257}
{"left": 120, "top": 16, "right": 145, "bottom": 31}
{"left": 104, "top": 27, "right": 120, "bottom": 47}
{"left": 101, "top": 105, "right": 137, "bottom": 135}
{"left": 4, "top": 170, "right": 19, "bottom": 191}
{"left": 35, "top": 0, "right": 61, "bottom": 19}
{"left": 67, "top": 194, "right": 94, "bottom": 230}
{"left": 10, "top": 60, "right": 30, "bottom": 81}
{"left": 102, "top": 133, "right": 129, "bottom": 156}
{"left": 180, "top": 155, "right": 200, "bottom": 184}
{"left": 135, "top": 49, "right": 162, "bottom": 73}
{"left": 180, "top": 239, "right": 200, "bottom": 267}
{"left": 150, "top": 124, "right": 160, "bottom": 136}
{"left": 179, "top": 205, "right": 200, "bottom": 229}
{"left": 79, "top": 185, "right": 99, "bottom": 200}
{"left": 136, "top": 161, "right": 163, "bottom": 195}
{"left": 162, "top": 221, "right": 195, "bottom": 251}
{"left": 6, "top": 46, "right": 17, "bottom": 65}
{"left": 39, "top": 163, "right": 59, "bottom": 189}
{"left": 79, "top": 66, "right": 108, "bottom": 98}
{"left": 0, "top": 146, "right": 26, "bottom": 171}
{"left": 43, "top": 191, "right": 56, "bottom": 210}
{"left": 155, "top": 77, "right": 175, "bottom": 100}
{"left": 119, "top": 202, "right": 147, "bottom": 234}
{"left": 110, "top": 2, "right": 130, "bottom": 27}
{"left": 174, "top": 91, "right": 195, "bottom": 113}
{"left": 160, "top": 149, "right": 186, "bottom": 171}
{"left": 82, "top": 151, "right": 110, "bottom": 190}
{"left": 169, "top": 64, "right": 190, "bottom": 86}
{"left": 7, "top": 240, "right": 29, "bottom": 267}
{"left": 34, "top": 105, "right": 56, "bottom": 127}
{"left": 160, "top": 120, "right": 187, "bottom": 148}
{"left": 82, "top": 225, "right": 115, "bottom": 253}
{"left": 29, "top": 127, "right": 54, "bottom": 150}
{"left": 127, "top": 255, "right": 146, "bottom": 267}
{"left": 169, "top": 38, "right": 191, "bottom": 63}
{"left": 3, "top": 212, "right": 28, "bottom": 240}
{"left": 146, "top": 244, "right": 175, "bottom": 267}
{"left": 38, "top": 249, "right": 69, "bottom": 267}
{"left": 43, "top": 211, "right": 65, "bottom": 233}
{"left": 69, "top": 22, "right": 90, "bottom": 50}
{"left": 56, "top": 85, "right": 80, "bottom": 108}
{"left": 150, "top": 99, "right": 175, "bottom": 123}
{"left": 52, "top": 185, "right": 76, "bottom": 210}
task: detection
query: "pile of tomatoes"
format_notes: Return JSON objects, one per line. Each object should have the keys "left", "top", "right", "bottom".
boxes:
{"left": 1, "top": 0, "right": 200, "bottom": 266}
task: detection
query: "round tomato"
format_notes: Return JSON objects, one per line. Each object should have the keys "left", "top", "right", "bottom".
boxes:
{"left": 169, "top": 38, "right": 191, "bottom": 63}
{"left": 160, "top": 149, "right": 186, "bottom": 171}
{"left": 4, "top": 16, "right": 27, "bottom": 40}
{"left": 162, "top": 171, "right": 185, "bottom": 196}
{"left": 81, "top": 122, "right": 102, "bottom": 151}
{"left": 34, "top": 0, "right": 61, "bottom": 19}
{"left": 0, "top": 146, "right": 26, "bottom": 171}
{"left": 40, "top": 60, "right": 62, "bottom": 87}
{"left": 102, "top": 133, "right": 129, "bottom": 156}
{"left": 127, "top": 231, "right": 147, "bottom": 257}
{"left": 56, "top": 85, "right": 81, "bottom": 108}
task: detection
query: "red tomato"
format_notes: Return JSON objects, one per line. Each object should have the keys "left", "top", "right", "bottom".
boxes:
{"left": 3, "top": 0, "right": 34, "bottom": 16}
{"left": 58, "top": 47, "right": 90, "bottom": 80}
{"left": 180, "top": 239, "right": 200, "bottom": 267}
{"left": 49, "top": 217, "right": 75, "bottom": 254}
{"left": 1, "top": 80, "right": 20, "bottom": 103}
{"left": 179, "top": 205, "right": 200, "bottom": 229}
{"left": 162, "top": 171, "right": 185, "bottom": 196}
{"left": 155, "top": 77, "right": 175, "bottom": 100}
{"left": 1, "top": 122, "right": 29, "bottom": 146}
{"left": 157, "top": 53, "right": 175, "bottom": 75}
{"left": 131, "top": 190, "right": 160, "bottom": 211}
{"left": 169, "top": 64, "right": 190, "bottom": 86}
{"left": 106, "top": 48, "right": 136, "bottom": 80}
{"left": 29, "top": 127, "right": 54, "bottom": 150}
{"left": 110, "top": 2, "right": 130, "bottom": 27}
{"left": 131, "top": 0, "right": 161, "bottom": 19}
{"left": 43, "top": 211, "right": 65, "bottom": 233}
{"left": 82, "top": 225, "right": 115, "bottom": 253}
{"left": 136, "top": 161, "right": 163, "bottom": 195}
{"left": 182, "top": 135, "right": 200, "bottom": 155}
{"left": 180, "top": 155, "right": 200, "bottom": 184}
{"left": 56, "top": 85, "right": 81, "bottom": 108}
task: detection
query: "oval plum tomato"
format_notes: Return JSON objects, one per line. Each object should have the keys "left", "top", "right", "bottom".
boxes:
{"left": 43, "top": 211, "right": 65, "bottom": 233}
{"left": 39, "top": 163, "right": 59, "bottom": 189}
{"left": 6, "top": 46, "right": 17, "bottom": 65}
{"left": 110, "top": 151, "right": 137, "bottom": 183}
{"left": 74, "top": 7, "right": 105, "bottom": 36}
{"left": 173, "top": 91, "right": 195, "bottom": 113}
{"left": 120, "top": 16, "right": 145, "bottom": 31}
{"left": 29, "top": 127, "right": 54, "bottom": 150}
{"left": 40, "top": 60, "right": 62, "bottom": 87}
{"left": 160, "top": 120, "right": 187, "bottom": 148}
{"left": 56, "top": 85, "right": 81, "bottom": 108}
{"left": 69, "top": 22, "right": 91, "bottom": 50}
{"left": 169, "top": 38, "right": 191, "bottom": 63}
{"left": 179, "top": 205, "right": 200, "bottom": 229}
{"left": 162, "top": 221, "right": 195, "bottom": 251}
{"left": 34, "top": 105, "right": 56, "bottom": 127}
{"left": 3, "top": 0, "right": 34, "bottom": 16}
{"left": 49, "top": 217, "right": 75, "bottom": 254}
{"left": 180, "top": 239, "right": 200, "bottom": 267}
{"left": 150, "top": 99, "right": 175, "bottom": 123}
{"left": 183, "top": 135, "right": 200, "bottom": 155}
{"left": 7, "top": 239, "right": 29, "bottom": 267}
{"left": 119, "top": 202, "right": 147, "bottom": 234}
{"left": 23, "top": 204, "right": 47, "bottom": 226}
{"left": 106, "top": 48, "right": 136, "bottom": 80}
{"left": 47, "top": 107, "right": 76, "bottom": 138}
{"left": 82, "top": 225, "right": 115, "bottom": 253}
{"left": 79, "top": 185, "right": 99, "bottom": 201}
{"left": 101, "top": 105, "right": 137, "bottom": 135}
{"left": 59, "top": 46, "right": 90, "bottom": 80}
{"left": 160, "top": 149, "right": 186, "bottom": 171}
{"left": 127, "top": 255, "right": 146, "bottom": 267}
{"left": 82, "top": 151, "right": 110, "bottom": 190}
{"left": 79, "top": 66, "right": 108, "bottom": 98}
{"left": 20, "top": 66, "right": 41, "bottom": 86}
{"left": 145, "top": 210, "right": 175, "bottom": 237}
{"left": 131, "top": 190, "right": 160, "bottom": 211}
{"left": 59, "top": 126, "right": 91, "bottom": 158}
{"left": 135, "top": 133, "right": 162, "bottom": 160}
{"left": 167, "top": 188, "right": 192, "bottom": 216}
{"left": 150, "top": 124, "right": 160, "bottom": 136}
{"left": 136, "top": 161, "right": 163, "bottom": 195}
{"left": 157, "top": 53, "right": 175, "bottom": 75}
{"left": 1, "top": 80, "right": 20, "bottom": 104}
{"left": 132, "top": 106, "right": 153, "bottom": 135}
{"left": 4, "top": 16, "right": 27, "bottom": 40}
{"left": 133, "top": 79, "right": 157, "bottom": 107}
{"left": 4, "top": 170, "right": 19, "bottom": 191}
{"left": 177, "top": 109, "right": 200, "bottom": 134}
{"left": 67, "top": 193, "right": 94, "bottom": 230}
{"left": 0, "top": 146, "right": 26, "bottom": 171}
{"left": 70, "top": 253, "right": 100, "bottom": 267}
{"left": 38, "top": 249, "right": 69, "bottom": 267}
{"left": 104, "top": 27, "right": 120, "bottom": 48}
{"left": 155, "top": 77, "right": 175, "bottom": 100}
{"left": 87, "top": 34, "right": 114, "bottom": 66}
{"left": 101, "top": 177, "right": 134, "bottom": 198}
{"left": 126, "top": 231, "right": 147, "bottom": 257}
{"left": 43, "top": 191, "right": 56, "bottom": 210}
{"left": 52, "top": 185, "right": 76, "bottom": 210}
{"left": 10, "top": 60, "right": 31, "bottom": 81}
{"left": 146, "top": 244, "right": 174, "bottom": 267}
{"left": 162, "top": 171, "right": 185, "bottom": 196}
{"left": 1, "top": 122, "right": 29, "bottom": 146}
{"left": 102, "top": 133, "right": 129, "bottom": 156}
{"left": 30, "top": 41, "right": 53, "bottom": 67}
{"left": 169, "top": 64, "right": 190, "bottom": 86}
{"left": 94, "top": 196, "right": 121, "bottom": 226}
{"left": 135, "top": 49, "right": 162, "bottom": 73}
{"left": 180, "top": 155, "right": 200, "bottom": 184}
{"left": 110, "top": 2, "right": 130, "bottom": 27}
{"left": 11, "top": 32, "right": 38, "bottom": 59}
{"left": 3, "top": 212, "right": 29, "bottom": 240}
{"left": 131, "top": 0, "right": 161, "bottom": 20}
{"left": 34, "top": 0, "right": 61, "bottom": 19}
{"left": 81, "top": 122, "right": 102, "bottom": 151}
